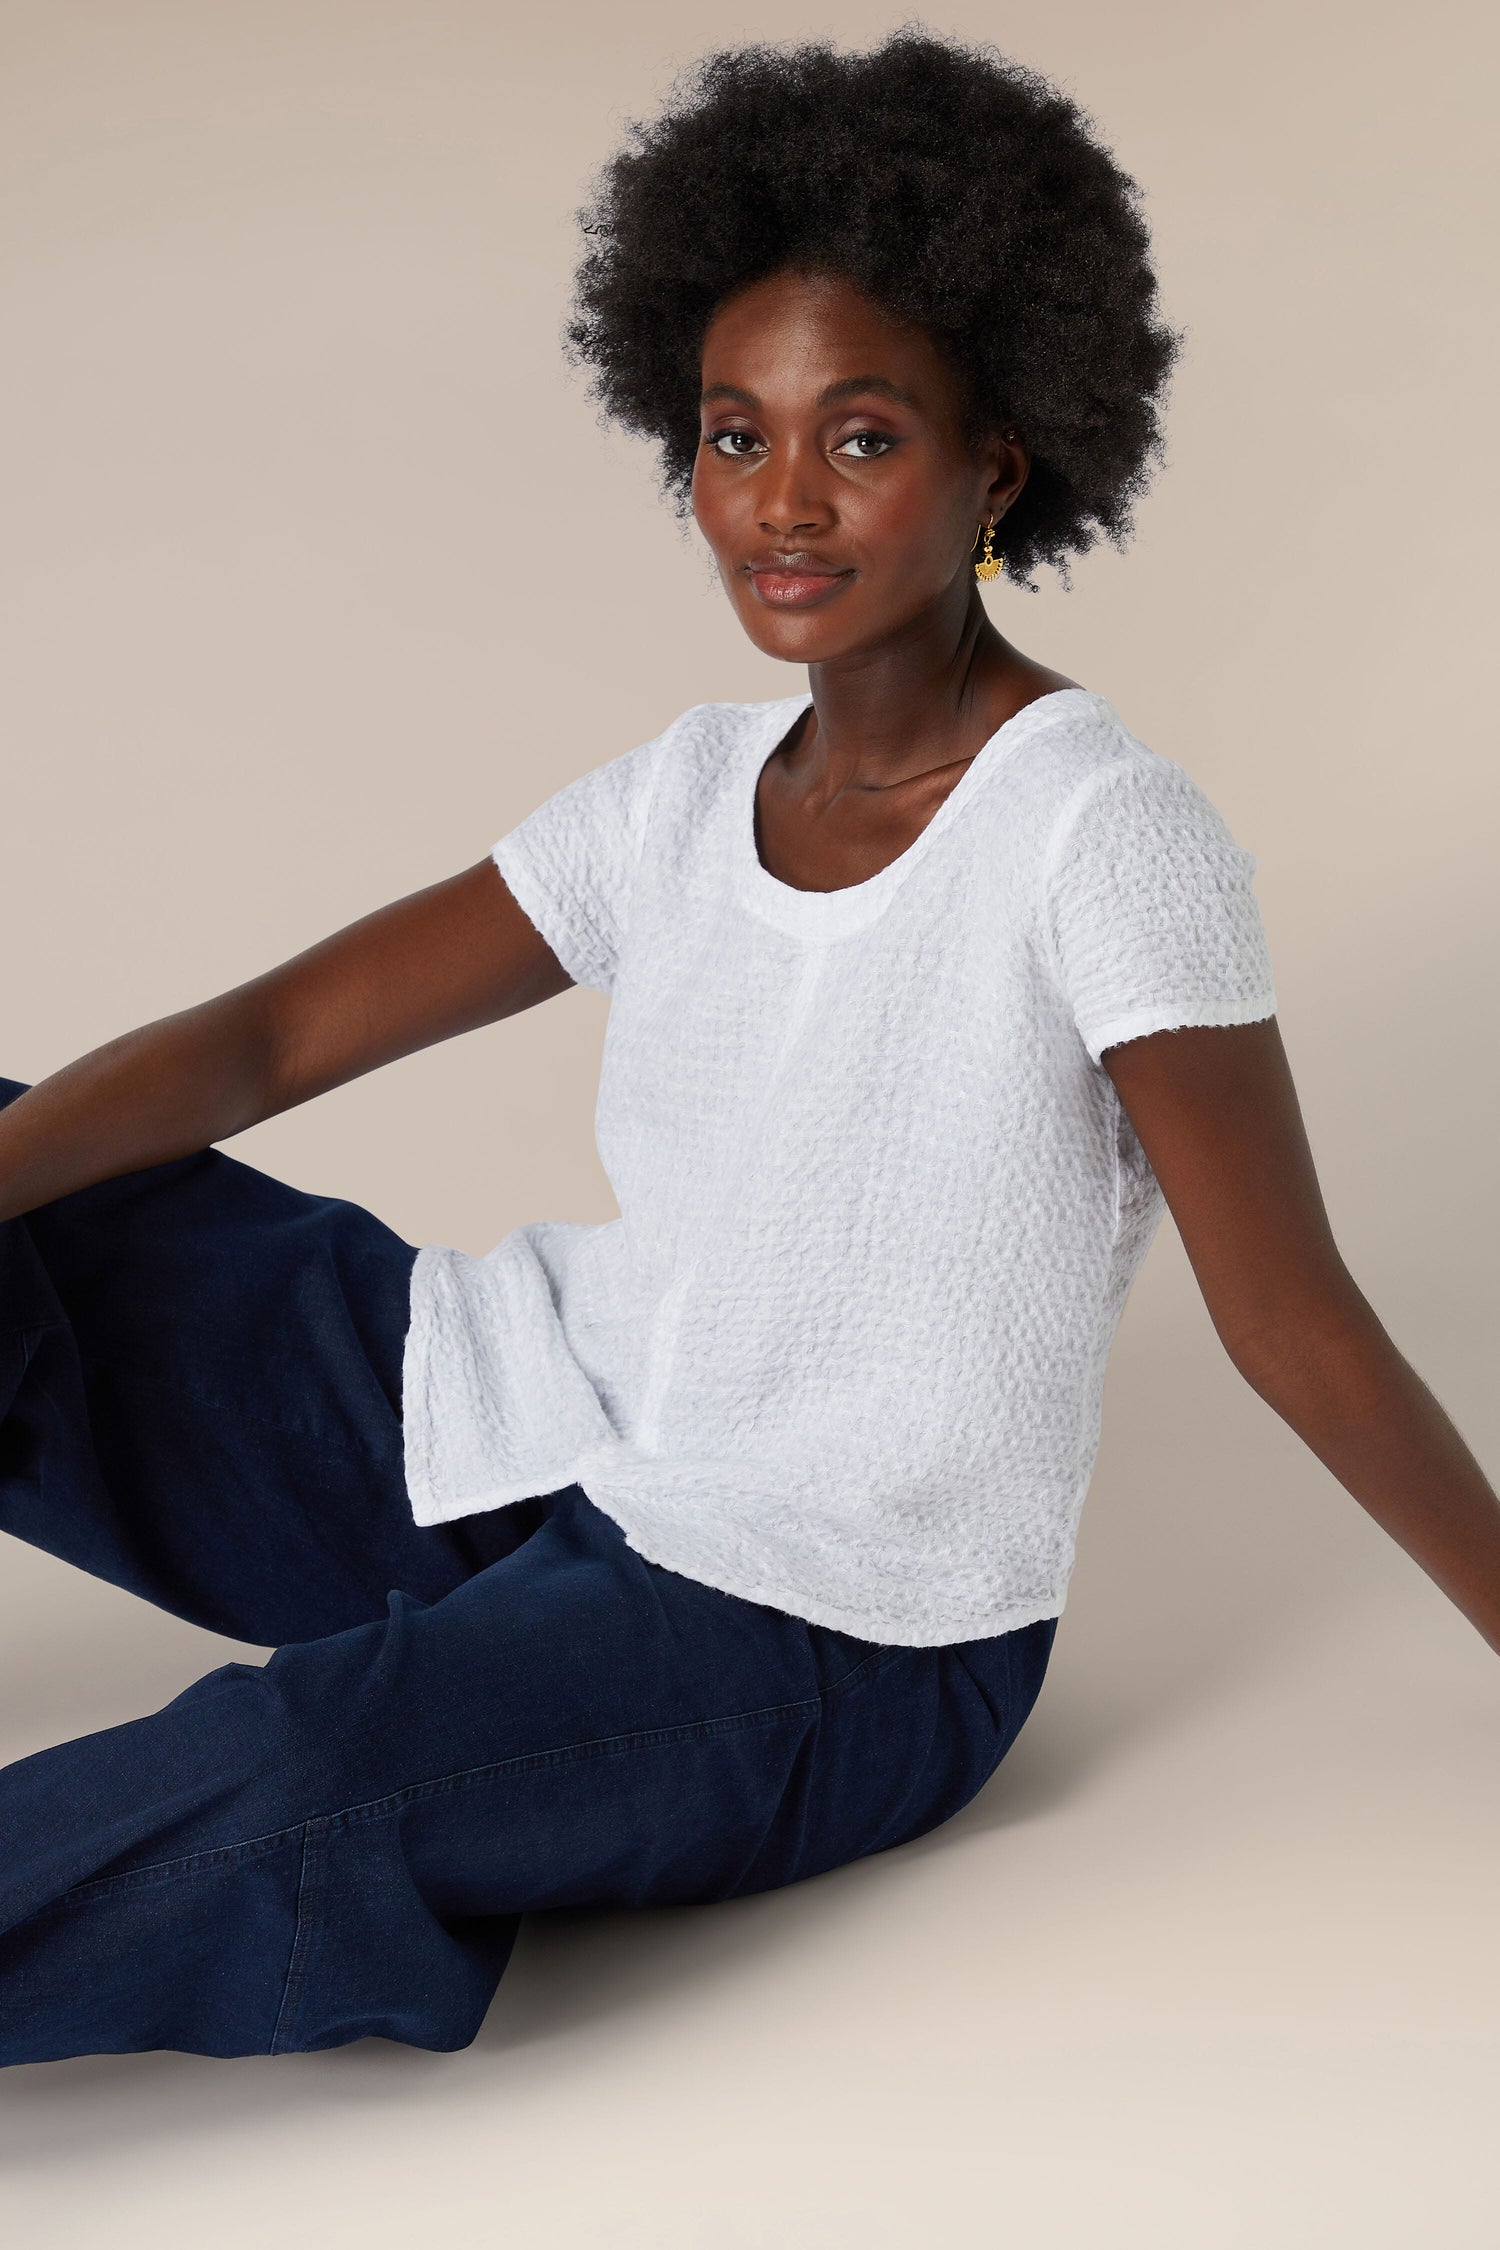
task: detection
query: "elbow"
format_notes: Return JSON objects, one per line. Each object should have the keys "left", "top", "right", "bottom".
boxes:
{"left": 217, "top": 979, "right": 297, "bottom": 1132}
{"left": 1218, "top": 1274, "right": 1383, "bottom": 1399}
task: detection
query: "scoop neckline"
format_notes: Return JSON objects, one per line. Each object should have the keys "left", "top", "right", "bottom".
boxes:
{"left": 731, "top": 685, "right": 1105, "bottom": 940}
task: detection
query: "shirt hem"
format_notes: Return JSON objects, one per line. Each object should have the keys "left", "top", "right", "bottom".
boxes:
{"left": 406, "top": 1466, "right": 1069, "bottom": 1645}
{"left": 489, "top": 837, "right": 611, "bottom": 995}
{"left": 407, "top": 1471, "right": 586, "bottom": 1526}
{"left": 1085, "top": 988, "right": 1278, "bottom": 1067}
{"left": 578, "top": 1481, "right": 1068, "bottom": 1649}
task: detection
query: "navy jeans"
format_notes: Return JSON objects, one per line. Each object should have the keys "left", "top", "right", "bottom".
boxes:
{"left": 0, "top": 1076, "right": 1057, "bottom": 2064}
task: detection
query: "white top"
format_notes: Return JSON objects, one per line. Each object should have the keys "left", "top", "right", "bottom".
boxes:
{"left": 402, "top": 688, "right": 1278, "bottom": 1646}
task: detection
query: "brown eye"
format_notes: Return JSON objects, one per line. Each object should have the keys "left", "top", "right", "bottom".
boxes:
{"left": 832, "top": 430, "right": 898, "bottom": 459}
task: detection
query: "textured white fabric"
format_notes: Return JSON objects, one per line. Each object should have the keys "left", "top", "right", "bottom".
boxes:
{"left": 402, "top": 688, "right": 1278, "bottom": 1645}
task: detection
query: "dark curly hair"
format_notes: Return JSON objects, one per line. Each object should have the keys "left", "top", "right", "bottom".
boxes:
{"left": 563, "top": 25, "right": 1183, "bottom": 591}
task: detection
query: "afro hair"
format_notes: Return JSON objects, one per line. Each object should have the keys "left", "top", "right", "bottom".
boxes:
{"left": 563, "top": 25, "right": 1183, "bottom": 590}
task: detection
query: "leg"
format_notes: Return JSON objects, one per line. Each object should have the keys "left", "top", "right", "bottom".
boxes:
{"left": 0, "top": 1075, "right": 533, "bottom": 1645}
{"left": 0, "top": 1487, "right": 1058, "bottom": 2064}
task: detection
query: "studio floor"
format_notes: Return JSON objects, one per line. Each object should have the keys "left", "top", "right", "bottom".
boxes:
{"left": 2, "top": 1306, "right": 1494, "bottom": 2250}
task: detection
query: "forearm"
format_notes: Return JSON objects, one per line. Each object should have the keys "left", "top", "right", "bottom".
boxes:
{"left": 0, "top": 860, "right": 570, "bottom": 1229}
{"left": 0, "top": 989, "right": 281, "bottom": 1224}
{"left": 1237, "top": 1307, "right": 1500, "bottom": 1657}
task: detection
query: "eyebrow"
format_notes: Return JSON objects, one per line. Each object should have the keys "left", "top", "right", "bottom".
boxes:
{"left": 699, "top": 375, "right": 920, "bottom": 411}
{"left": 817, "top": 375, "right": 919, "bottom": 410}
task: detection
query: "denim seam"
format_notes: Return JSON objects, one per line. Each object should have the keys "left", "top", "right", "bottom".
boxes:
{"left": 269, "top": 1819, "right": 327, "bottom": 2056}
{"left": 37, "top": 1646, "right": 899, "bottom": 1912}
{"left": 20, "top": 1823, "right": 310, "bottom": 1920}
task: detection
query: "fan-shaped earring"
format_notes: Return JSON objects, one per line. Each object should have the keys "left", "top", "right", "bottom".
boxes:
{"left": 973, "top": 518, "right": 1004, "bottom": 582}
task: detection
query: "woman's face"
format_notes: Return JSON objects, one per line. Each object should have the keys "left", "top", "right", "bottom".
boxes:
{"left": 691, "top": 267, "right": 1024, "bottom": 665}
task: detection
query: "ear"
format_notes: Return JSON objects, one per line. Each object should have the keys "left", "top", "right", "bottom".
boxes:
{"left": 982, "top": 427, "right": 1029, "bottom": 522}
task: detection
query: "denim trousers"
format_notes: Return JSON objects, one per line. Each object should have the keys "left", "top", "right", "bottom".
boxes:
{"left": 0, "top": 1075, "right": 1058, "bottom": 2065}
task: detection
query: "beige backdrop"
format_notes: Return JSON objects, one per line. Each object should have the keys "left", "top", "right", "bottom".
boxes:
{"left": 2, "top": 2, "right": 1497, "bottom": 2243}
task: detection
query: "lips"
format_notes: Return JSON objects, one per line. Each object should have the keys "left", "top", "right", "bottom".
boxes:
{"left": 744, "top": 557, "right": 855, "bottom": 610}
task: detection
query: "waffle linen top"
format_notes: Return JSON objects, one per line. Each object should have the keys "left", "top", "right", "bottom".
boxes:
{"left": 401, "top": 687, "right": 1278, "bottom": 1646}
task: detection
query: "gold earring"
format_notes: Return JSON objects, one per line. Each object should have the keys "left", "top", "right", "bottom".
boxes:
{"left": 974, "top": 518, "right": 1004, "bottom": 582}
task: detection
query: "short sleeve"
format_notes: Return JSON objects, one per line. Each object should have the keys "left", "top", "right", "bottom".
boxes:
{"left": 490, "top": 730, "right": 668, "bottom": 996}
{"left": 1040, "top": 754, "right": 1278, "bottom": 1067}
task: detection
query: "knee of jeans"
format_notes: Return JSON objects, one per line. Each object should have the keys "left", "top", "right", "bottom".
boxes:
{"left": 251, "top": 1587, "right": 441, "bottom": 1803}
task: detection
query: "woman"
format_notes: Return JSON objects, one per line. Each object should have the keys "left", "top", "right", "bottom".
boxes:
{"left": 1, "top": 30, "right": 1495, "bottom": 2067}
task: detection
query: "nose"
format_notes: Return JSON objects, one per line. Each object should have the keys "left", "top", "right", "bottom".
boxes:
{"left": 755, "top": 436, "right": 837, "bottom": 539}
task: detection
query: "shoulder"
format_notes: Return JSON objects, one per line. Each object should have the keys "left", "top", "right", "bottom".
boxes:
{"left": 518, "top": 696, "right": 802, "bottom": 847}
{"left": 516, "top": 698, "right": 758, "bottom": 819}
{"left": 1019, "top": 696, "right": 1253, "bottom": 874}
{"left": 640, "top": 693, "right": 806, "bottom": 811}
{"left": 1006, "top": 690, "right": 1154, "bottom": 809}
{"left": 653, "top": 694, "right": 806, "bottom": 766}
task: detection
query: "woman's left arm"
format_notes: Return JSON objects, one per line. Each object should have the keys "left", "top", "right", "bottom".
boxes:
{"left": 1104, "top": 1016, "right": 1500, "bottom": 1659}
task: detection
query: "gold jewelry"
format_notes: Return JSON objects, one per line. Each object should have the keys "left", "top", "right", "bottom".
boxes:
{"left": 974, "top": 517, "right": 1003, "bottom": 582}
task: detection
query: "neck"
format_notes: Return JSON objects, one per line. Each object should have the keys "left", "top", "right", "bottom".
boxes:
{"left": 798, "top": 579, "right": 1028, "bottom": 787}
{"left": 791, "top": 580, "right": 1074, "bottom": 792}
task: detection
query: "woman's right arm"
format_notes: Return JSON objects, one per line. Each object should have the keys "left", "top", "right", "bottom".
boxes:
{"left": 0, "top": 858, "right": 573, "bottom": 1223}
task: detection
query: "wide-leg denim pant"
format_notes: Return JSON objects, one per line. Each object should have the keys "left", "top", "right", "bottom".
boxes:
{"left": 0, "top": 1077, "right": 1058, "bottom": 2065}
